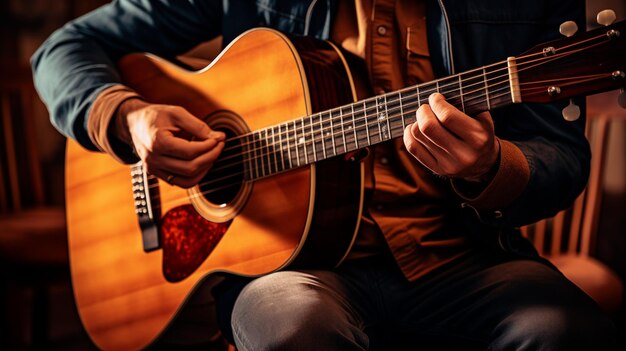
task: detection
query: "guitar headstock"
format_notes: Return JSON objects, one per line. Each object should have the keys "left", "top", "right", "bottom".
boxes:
{"left": 516, "top": 12, "right": 626, "bottom": 109}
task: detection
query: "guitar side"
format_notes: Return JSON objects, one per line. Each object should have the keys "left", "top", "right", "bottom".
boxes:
{"left": 65, "top": 29, "right": 363, "bottom": 350}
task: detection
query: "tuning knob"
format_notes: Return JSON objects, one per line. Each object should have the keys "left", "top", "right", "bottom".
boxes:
{"left": 618, "top": 89, "right": 626, "bottom": 109}
{"left": 562, "top": 99, "right": 581, "bottom": 121}
{"left": 559, "top": 21, "right": 578, "bottom": 37}
{"left": 597, "top": 9, "right": 617, "bottom": 26}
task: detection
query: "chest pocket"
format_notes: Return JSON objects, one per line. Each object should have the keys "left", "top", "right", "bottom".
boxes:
{"left": 405, "top": 21, "right": 434, "bottom": 86}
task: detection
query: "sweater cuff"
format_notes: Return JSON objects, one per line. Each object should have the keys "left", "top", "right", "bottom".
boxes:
{"left": 452, "top": 139, "right": 530, "bottom": 209}
{"left": 87, "top": 85, "right": 142, "bottom": 164}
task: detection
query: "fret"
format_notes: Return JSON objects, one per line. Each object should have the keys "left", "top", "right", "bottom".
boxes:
{"left": 439, "top": 77, "right": 462, "bottom": 106}
{"left": 273, "top": 126, "right": 283, "bottom": 173}
{"left": 250, "top": 132, "right": 258, "bottom": 179}
{"left": 383, "top": 94, "right": 391, "bottom": 140}
{"left": 281, "top": 123, "right": 291, "bottom": 170}
{"left": 318, "top": 113, "right": 326, "bottom": 160}
{"left": 242, "top": 60, "right": 517, "bottom": 166}
{"left": 361, "top": 101, "right": 371, "bottom": 147}
{"left": 416, "top": 85, "right": 421, "bottom": 107}
{"left": 328, "top": 110, "right": 336, "bottom": 157}
{"left": 458, "top": 74, "right": 466, "bottom": 113}
{"left": 464, "top": 69, "right": 489, "bottom": 115}
{"left": 374, "top": 98, "right": 382, "bottom": 142}
{"left": 270, "top": 127, "right": 276, "bottom": 173}
{"left": 263, "top": 130, "right": 272, "bottom": 176}
{"left": 245, "top": 134, "right": 254, "bottom": 180}
{"left": 254, "top": 132, "right": 265, "bottom": 178}
{"left": 300, "top": 118, "right": 309, "bottom": 165}
{"left": 387, "top": 96, "right": 404, "bottom": 139}
{"left": 264, "top": 129, "right": 272, "bottom": 175}
{"left": 293, "top": 120, "right": 301, "bottom": 167}
{"left": 268, "top": 129, "right": 276, "bottom": 175}
{"left": 340, "top": 107, "right": 347, "bottom": 154}
{"left": 399, "top": 91, "right": 405, "bottom": 131}
{"left": 479, "top": 62, "right": 511, "bottom": 110}
{"left": 351, "top": 104, "right": 358, "bottom": 149}
{"left": 306, "top": 114, "right": 316, "bottom": 162}
{"left": 483, "top": 67, "right": 491, "bottom": 110}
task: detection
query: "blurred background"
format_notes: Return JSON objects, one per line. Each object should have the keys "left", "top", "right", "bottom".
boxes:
{"left": 0, "top": 0, "right": 625, "bottom": 349}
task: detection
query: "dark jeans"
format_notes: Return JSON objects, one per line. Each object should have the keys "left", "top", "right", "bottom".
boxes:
{"left": 214, "top": 248, "right": 619, "bottom": 351}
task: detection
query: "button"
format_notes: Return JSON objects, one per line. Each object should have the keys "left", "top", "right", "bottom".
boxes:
{"left": 377, "top": 25, "right": 387, "bottom": 36}
{"left": 380, "top": 157, "right": 389, "bottom": 165}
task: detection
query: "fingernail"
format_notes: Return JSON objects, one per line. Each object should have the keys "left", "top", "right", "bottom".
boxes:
{"left": 209, "top": 131, "right": 226, "bottom": 140}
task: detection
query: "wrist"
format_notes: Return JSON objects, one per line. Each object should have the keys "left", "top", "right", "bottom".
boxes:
{"left": 462, "top": 138, "right": 501, "bottom": 185}
{"left": 112, "top": 98, "right": 147, "bottom": 146}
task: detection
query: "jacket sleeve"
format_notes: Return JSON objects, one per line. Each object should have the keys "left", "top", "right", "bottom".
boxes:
{"left": 31, "top": 0, "right": 223, "bottom": 151}
{"left": 451, "top": 0, "right": 590, "bottom": 227}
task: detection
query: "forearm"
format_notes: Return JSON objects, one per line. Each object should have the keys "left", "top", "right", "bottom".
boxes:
{"left": 32, "top": 0, "right": 223, "bottom": 153}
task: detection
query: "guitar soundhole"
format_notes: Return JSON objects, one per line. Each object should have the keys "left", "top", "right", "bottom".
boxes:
{"left": 199, "top": 128, "right": 244, "bottom": 206}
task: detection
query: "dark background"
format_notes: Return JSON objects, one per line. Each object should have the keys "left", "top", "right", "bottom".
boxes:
{"left": 0, "top": 0, "right": 624, "bottom": 349}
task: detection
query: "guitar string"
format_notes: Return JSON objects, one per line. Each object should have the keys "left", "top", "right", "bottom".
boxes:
{"left": 148, "top": 82, "right": 512, "bottom": 192}
{"left": 214, "top": 30, "right": 611, "bottom": 153}
{"left": 147, "top": 68, "right": 612, "bottom": 199}
{"left": 150, "top": 70, "right": 608, "bottom": 208}
{"left": 210, "top": 38, "right": 605, "bottom": 164}
{"left": 149, "top": 87, "right": 513, "bottom": 209}
{"left": 142, "top": 32, "right": 613, "bottom": 198}
{"left": 184, "top": 43, "right": 604, "bottom": 180}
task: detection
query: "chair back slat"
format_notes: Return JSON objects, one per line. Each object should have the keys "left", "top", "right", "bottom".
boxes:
{"left": 522, "top": 116, "right": 613, "bottom": 258}
{"left": 580, "top": 118, "right": 611, "bottom": 256}
{"left": 1, "top": 93, "right": 22, "bottom": 211}
{"left": 1, "top": 69, "right": 48, "bottom": 213}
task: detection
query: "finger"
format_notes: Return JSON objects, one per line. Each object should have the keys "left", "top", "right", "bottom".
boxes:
{"left": 153, "top": 141, "right": 225, "bottom": 178}
{"left": 415, "top": 104, "right": 465, "bottom": 154}
{"left": 154, "top": 131, "right": 221, "bottom": 160}
{"left": 170, "top": 107, "right": 226, "bottom": 141}
{"left": 403, "top": 124, "right": 438, "bottom": 171}
{"left": 428, "top": 93, "right": 483, "bottom": 140}
{"left": 147, "top": 161, "right": 210, "bottom": 189}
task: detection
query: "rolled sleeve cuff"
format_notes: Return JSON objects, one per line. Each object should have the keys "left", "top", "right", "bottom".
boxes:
{"left": 87, "top": 84, "right": 142, "bottom": 164}
{"left": 452, "top": 139, "right": 530, "bottom": 209}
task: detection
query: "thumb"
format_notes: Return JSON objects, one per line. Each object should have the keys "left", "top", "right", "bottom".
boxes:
{"left": 172, "top": 107, "right": 226, "bottom": 141}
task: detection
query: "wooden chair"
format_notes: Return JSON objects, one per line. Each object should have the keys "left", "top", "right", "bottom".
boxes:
{"left": 521, "top": 96, "right": 625, "bottom": 313}
{"left": 0, "top": 63, "right": 69, "bottom": 349}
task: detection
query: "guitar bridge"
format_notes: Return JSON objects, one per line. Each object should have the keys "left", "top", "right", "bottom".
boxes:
{"left": 131, "top": 163, "right": 161, "bottom": 252}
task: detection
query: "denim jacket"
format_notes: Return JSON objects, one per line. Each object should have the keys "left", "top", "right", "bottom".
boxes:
{"left": 31, "top": 0, "right": 589, "bottom": 228}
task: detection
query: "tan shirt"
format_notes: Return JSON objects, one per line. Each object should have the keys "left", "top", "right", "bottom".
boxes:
{"left": 88, "top": 0, "right": 530, "bottom": 282}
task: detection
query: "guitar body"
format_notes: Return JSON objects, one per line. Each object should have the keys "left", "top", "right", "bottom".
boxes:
{"left": 65, "top": 29, "right": 363, "bottom": 350}
{"left": 64, "top": 18, "right": 626, "bottom": 350}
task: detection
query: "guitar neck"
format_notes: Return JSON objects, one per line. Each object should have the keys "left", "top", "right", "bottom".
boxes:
{"left": 240, "top": 59, "right": 515, "bottom": 181}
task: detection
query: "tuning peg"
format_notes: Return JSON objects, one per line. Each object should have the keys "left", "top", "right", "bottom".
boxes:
{"left": 559, "top": 21, "right": 578, "bottom": 37}
{"left": 597, "top": 9, "right": 617, "bottom": 26}
{"left": 562, "top": 99, "right": 581, "bottom": 121}
{"left": 618, "top": 89, "right": 626, "bottom": 109}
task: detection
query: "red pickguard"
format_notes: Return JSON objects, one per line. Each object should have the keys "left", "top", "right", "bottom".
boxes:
{"left": 161, "top": 205, "right": 231, "bottom": 282}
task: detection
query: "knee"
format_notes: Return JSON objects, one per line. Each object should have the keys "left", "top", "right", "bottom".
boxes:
{"left": 493, "top": 305, "right": 618, "bottom": 350}
{"left": 231, "top": 272, "right": 366, "bottom": 351}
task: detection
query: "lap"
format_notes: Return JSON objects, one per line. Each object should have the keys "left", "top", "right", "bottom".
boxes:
{"left": 215, "top": 250, "right": 619, "bottom": 350}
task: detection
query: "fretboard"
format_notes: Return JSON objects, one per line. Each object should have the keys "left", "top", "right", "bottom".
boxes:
{"left": 241, "top": 60, "right": 513, "bottom": 181}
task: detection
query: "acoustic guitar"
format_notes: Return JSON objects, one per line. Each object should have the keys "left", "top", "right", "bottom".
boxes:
{"left": 65, "top": 19, "right": 625, "bottom": 350}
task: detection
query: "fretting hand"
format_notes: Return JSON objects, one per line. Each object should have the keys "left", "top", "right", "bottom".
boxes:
{"left": 403, "top": 93, "right": 500, "bottom": 183}
{"left": 114, "top": 99, "right": 225, "bottom": 188}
